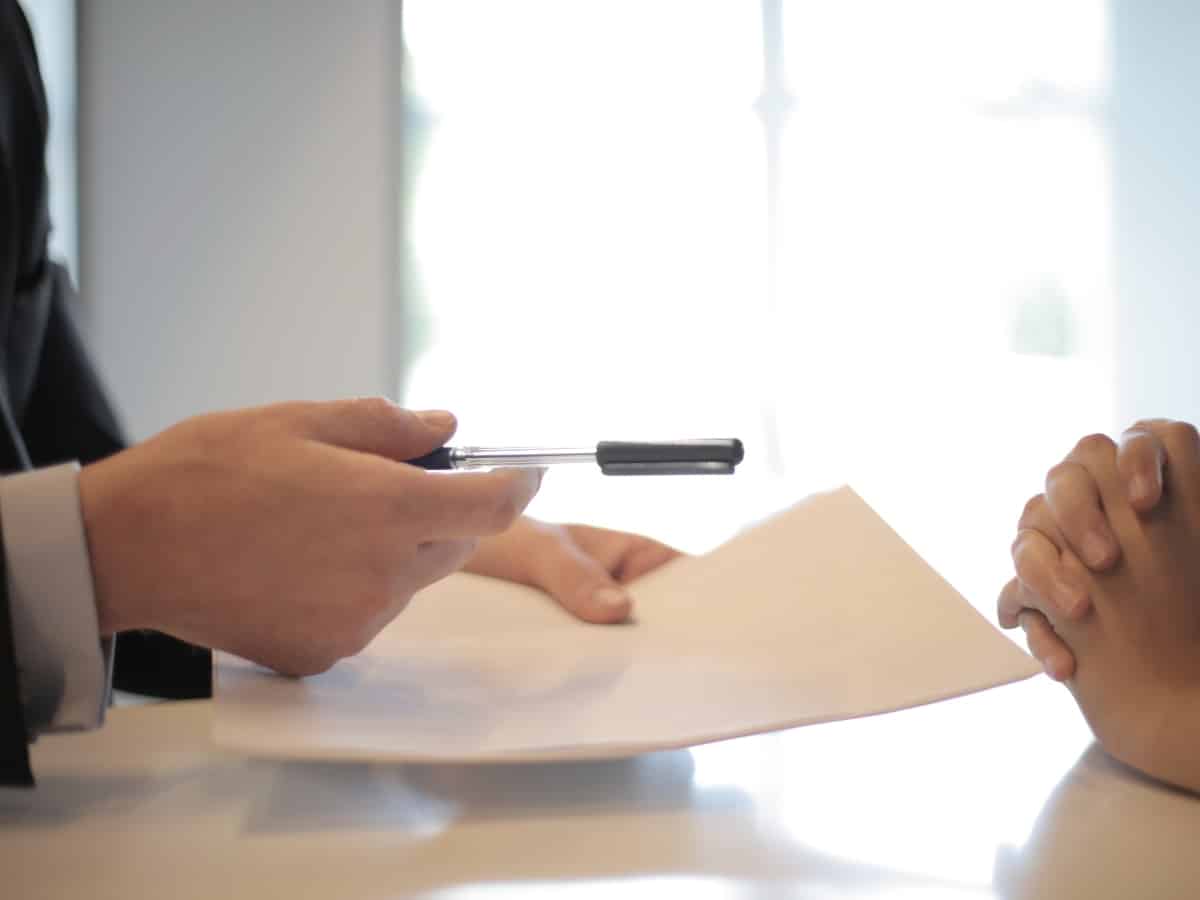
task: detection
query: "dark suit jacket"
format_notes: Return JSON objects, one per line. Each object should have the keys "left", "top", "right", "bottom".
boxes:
{"left": 2, "top": 0, "right": 209, "bottom": 787}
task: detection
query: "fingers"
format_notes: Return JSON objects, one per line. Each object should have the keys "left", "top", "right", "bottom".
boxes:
{"left": 288, "top": 398, "right": 541, "bottom": 539}
{"left": 397, "top": 468, "right": 544, "bottom": 540}
{"left": 288, "top": 397, "right": 458, "bottom": 461}
{"left": 1014, "top": 496, "right": 1090, "bottom": 620}
{"left": 529, "top": 536, "right": 634, "bottom": 624}
{"left": 1118, "top": 422, "right": 1168, "bottom": 512}
{"left": 998, "top": 575, "right": 1078, "bottom": 681}
{"left": 999, "top": 574, "right": 1032, "bottom": 629}
{"left": 529, "top": 527, "right": 682, "bottom": 621}
{"left": 1033, "top": 423, "right": 1190, "bottom": 577}
{"left": 1044, "top": 460, "right": 1119, "bottom": 570}
{"left": 1130, "top": 419, "right": 1200, "bottom": 506}
{"left": 561, "top": 524, "right": 684, "bottom": 583}
{"left": 1017, "top": 608, "right": 1077, "bottom": 682}
{"left": 614, "top": 539, "right": 683, "bottom": 582}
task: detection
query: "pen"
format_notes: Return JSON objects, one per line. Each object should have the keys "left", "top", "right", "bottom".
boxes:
{"left": 408, "top": 439, "right": 744, "bottom": 475}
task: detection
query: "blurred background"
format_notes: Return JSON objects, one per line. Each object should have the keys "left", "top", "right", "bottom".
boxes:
{"left": 20, "top": 0, "right": 1200, "bottom": 621}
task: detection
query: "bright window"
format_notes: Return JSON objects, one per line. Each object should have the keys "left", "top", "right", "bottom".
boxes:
{"left": 400, "top": 1, "right": 1113, "bottom": 618}
{"left": 21, "top": 0, "right": 77, "bottom": 275}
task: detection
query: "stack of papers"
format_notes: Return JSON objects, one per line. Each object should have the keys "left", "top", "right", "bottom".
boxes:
{"left": 213, "top": 487, "right": 1040, "bottom": 761}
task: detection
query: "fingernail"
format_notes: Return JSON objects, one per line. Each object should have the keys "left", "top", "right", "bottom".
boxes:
{"left": 416, "top": 409, "right": 455, "bottom": 429}
{"left": 593, "top": 587, "right": 631, "bottom": 612}
{"left": 1082, "top": 532, "right": 1111, "bottom": 568}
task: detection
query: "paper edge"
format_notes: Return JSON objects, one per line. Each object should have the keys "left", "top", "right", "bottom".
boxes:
{"left": 210, "top": 666, "right": 1043, "bottom": 764}
{"left": 211, "top": 484, "right": 1043, "bottom": 763}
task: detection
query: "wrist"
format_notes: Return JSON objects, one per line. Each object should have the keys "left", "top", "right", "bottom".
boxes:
{"left": 1138, "top": 688, "right": 1200, "bottom": 793}
{"left": 79, "top": 454, "right": 148, "bottom": 634}
{"left": 1090, "top": 685, "right": 1200, "bottom": 794}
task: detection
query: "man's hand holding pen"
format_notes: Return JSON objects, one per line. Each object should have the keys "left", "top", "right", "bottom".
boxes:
{"left": 78, "top": 399, "right": 691, "bottom": 677}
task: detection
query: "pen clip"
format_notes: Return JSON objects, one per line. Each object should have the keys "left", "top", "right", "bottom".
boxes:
{"left": 595, "top": 439, "right": 744, "bottom": 475}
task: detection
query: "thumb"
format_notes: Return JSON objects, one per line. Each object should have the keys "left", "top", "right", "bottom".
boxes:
{"left": 534, "top": 538, "right": 633, "bottom": 625}
{"left": 289, "top": 398, "right": 457, "bottom": 462}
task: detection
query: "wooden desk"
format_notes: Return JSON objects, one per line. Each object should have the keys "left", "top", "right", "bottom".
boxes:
{"left": 4, "top": 678, "right": 1198, "bottom": 899}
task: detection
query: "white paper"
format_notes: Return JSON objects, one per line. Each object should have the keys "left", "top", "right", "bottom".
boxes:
{"left": 213, "top": 487, "right": 1040, "bottom": 762}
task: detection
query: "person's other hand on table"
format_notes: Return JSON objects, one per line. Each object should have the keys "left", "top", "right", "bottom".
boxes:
{"left": 998, "top": 419, "right": 1200, "bottom": 792}
{"left": 465, "top": 518, "right": 681, "bottom": 623}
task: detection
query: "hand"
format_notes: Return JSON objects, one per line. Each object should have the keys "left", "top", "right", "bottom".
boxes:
{"left": 999, "top": 421, "right": 1175, "bottom": 679}
{"left": 1018, "top": 423, "right": 1200, "bottom": 792}
{"left": 79, "top": 399, "right": 542, "bottom": 676}
{"left": 463, "top": 517, "right": 682, "bottom": 623}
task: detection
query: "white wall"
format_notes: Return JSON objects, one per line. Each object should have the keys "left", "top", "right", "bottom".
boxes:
{"left": 78, "top": 1, "right": 399, "bottom": 440}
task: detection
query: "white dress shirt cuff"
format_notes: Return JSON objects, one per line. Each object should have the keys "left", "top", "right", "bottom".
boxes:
{"left": 1, "top": 462, "right": 111, "bottom": 735}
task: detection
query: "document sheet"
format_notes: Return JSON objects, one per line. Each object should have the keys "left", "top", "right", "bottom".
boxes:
{"left": 213, "top": 487, "right": 1041, "bottom": 761}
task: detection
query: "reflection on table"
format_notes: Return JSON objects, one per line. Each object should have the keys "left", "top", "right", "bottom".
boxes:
{"left": 3, "top": 676, "right": 1198, "bottom": 899}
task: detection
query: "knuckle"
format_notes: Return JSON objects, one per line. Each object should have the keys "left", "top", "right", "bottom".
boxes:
{"left": 1044, "top": 461, "right": 1083, "bottom": 493}
{"left": 1009, "top": 531, "right": 1028, "bottom": 561}
{"left": 1072, "top": 432, "right": 1116, "bottom": 459}
{"left": 1010, "top": 533, "right": 1053, "bottom": 590}
{"left": 1166, "top": 421, "right": 1200, "bottom": 450}
{"left": 261, "top": 400, "right": 305, "bottom": 423}
{"left": 355, "top": 395, "right": 398, "bottom": 421}
{"left": 1118, "top": 433, "right": 1155, "bottom": 468}
{"left": 1010, "top": 533, "right": 1040, "bottom": 576}
{"left": 1128, "top": 417, "right": 1167, "bottom": 435}
{"left": 997, "top": 579, "right": 1022, "bottom": 619}
{"left": 1018, "top": 494, "right": 1047, "bottom": 529}
{"left": 269, "top": 400, "right": 322, "bottom": 435}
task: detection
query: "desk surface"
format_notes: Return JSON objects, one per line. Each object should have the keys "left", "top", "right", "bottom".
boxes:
{"left": 4, "top": 677, "right": 1199, "bottom": 900}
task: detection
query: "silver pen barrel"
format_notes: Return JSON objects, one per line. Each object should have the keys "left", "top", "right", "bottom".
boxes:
{"left": 449, "top": 446, "right": 596, "bottom": 470}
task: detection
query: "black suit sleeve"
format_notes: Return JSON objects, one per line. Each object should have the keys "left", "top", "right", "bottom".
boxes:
{"left": 0, "top": 0, "right": 37, "bottom": 789}
{"left": 18, "top": 265, "right": 124, "bottom": 467}
{"left": 0, "top": 513, "right": 32, "bottom": 786}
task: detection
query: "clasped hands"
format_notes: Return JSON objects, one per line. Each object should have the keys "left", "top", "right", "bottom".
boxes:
{"left": 999, "top": 419, "right": 1200, "bottom": 792}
